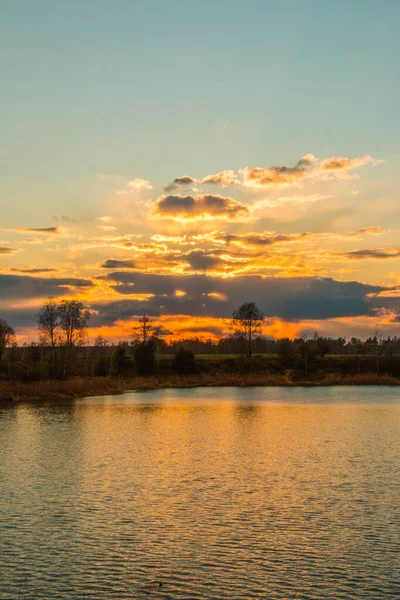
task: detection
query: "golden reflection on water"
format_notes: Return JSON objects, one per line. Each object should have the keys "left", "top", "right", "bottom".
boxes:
{"left": 0, "top": 387, "right": 399, "bottom": 599}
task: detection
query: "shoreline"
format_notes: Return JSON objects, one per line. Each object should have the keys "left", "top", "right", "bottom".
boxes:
{"left": 1, "top": 373, "right": 400, "bottom": 403}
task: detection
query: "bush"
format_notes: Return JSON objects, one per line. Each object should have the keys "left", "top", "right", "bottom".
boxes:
{"left": 172, "top": 348, "right": 198, "bottom": 375}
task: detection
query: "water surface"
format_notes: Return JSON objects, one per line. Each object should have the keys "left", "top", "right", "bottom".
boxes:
{"left": 1, "top": 386, "right": 399, "bottom": 599}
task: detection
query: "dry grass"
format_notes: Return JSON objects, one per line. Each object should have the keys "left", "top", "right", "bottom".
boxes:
{"left": 1, "top": 372, "right": 399, "bottom": 403}
{"left": 0, "top": 377, "right": 128, "bottom": 403}
{"left": 131, "top": 372, "right": 294, "bottom": 390}
{"left": 318, "top": 372, "right": 400, "bottom": 386}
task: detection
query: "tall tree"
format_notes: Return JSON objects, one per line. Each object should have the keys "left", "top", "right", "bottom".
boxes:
{"left": 58, "top": 300, "right": 90, "bottom": 347}
{"left": 231, "top": 302, "right": 264, "bottom": 358}
{"left": 132, "top": 314, "right": 161, "bottom": 345}
{"left": 0, "top": 319, "right": 15, "bottom": 360}
{"left": 38, "top": 298, "right": 60, "bottom": 346}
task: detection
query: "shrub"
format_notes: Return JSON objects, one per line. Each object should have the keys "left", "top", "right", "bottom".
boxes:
{"left": 172, "top": 348, "right": 198, "bottom": 375}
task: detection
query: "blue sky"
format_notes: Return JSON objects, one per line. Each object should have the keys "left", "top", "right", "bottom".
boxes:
{"left": 1, "top": 1, "right": 400, "bottom": 340}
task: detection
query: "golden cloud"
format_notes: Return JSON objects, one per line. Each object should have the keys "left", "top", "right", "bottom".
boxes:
{"left": 320, "top": 155, "right": 376, "bottom": 171}
{"left": 201, "top": 170, "right": 239, "bottom": 186}
{"left": 152, "top": 194, "right": 250, "bottom": 220}
{"left": 0, "top": 247, "right": 19, "bottom": 255}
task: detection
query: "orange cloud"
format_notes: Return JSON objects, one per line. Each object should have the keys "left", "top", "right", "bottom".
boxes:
{"left": 10, "top": 227, "right": 62, "bottom": 235}
{"left": 242, "top": 156, "right": 313, "bottom": 188}
{"left": 201, "top": 170, "right": 239, "bottom": 186}
{"left": 0, "top": 247, "right": 19, "bottom": 255}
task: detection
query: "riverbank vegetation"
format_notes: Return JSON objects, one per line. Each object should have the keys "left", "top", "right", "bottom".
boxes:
{"left": 1, "top": 372, "right": 400, "bottom": 403}
{"left": 1, "top": 300, "right": 400, "bottom": 401}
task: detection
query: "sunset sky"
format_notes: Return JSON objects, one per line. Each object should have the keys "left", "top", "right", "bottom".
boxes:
{"left": 1, "top": 1, "right": 400, "bottom": 343}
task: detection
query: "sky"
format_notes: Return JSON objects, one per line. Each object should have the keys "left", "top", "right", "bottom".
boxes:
{"left": 1, "top": 0, "right": 400, "bottom": 343}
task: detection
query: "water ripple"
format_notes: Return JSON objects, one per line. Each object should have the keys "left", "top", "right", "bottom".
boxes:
{"left": 0, "top": 387, "right": 399, "bottom": 599}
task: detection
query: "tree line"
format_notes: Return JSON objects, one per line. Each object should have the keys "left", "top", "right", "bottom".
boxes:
{"left": 1, "top": 299, "right": 400, "bottom": 382}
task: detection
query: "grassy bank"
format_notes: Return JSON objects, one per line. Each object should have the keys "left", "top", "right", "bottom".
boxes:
{"left": 1, "top": 372, "right": 400, "bottom": 403}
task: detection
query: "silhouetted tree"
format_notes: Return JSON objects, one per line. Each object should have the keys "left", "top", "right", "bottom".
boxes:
{"left": 132, "top": 314, "right": 162, "bottom": 345}
{"left": 0, "top": 319, "right": 15, "bottom": 360}
{"left": 38, "top": 298, "right": 60, "bottom": 347}
{"left": 231, "top": 302, "right": 264, "bottom": 358}
{"left": 57, "top": 300, "right": 90, "bottom": 379}
{"left": 58, "top": 300, "right": 90, "bottom": 347}
{"left": 313, "top": 333, "right": 330, "bottom": 357}
{"left": 38, "top": 298, "right": 60, "bottom": 376}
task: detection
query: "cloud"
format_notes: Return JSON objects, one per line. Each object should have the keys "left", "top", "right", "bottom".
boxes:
{"left": 54, "top": 215, "right": 78, "bottom": 224}
{"left": 23, "top": 238, "right": 42, "bottom": 244}
{"left": 11, "top": 227, "right": 62, "bottom": 235}
{"left": 242, "top": 154, "right": 315, "bottom": 188}
{"left": 163, "top": 153, "right": 380, "bottom": 193}
{"left": 99, "top": 272, "right": 384, "bottom": 322}
{"left": 10, "top": 268, "right": 59, "bottom": 274}
{"left": 320, "top": 155, "right": 376, "bottom": 171}
{"left": 201, "top": 170, "right": 239, "bottom": 186}
{"left": 0, "top": 274, "right": 93, "bottom": 300}
{"left": 164, "top": 175, "right": 198, "bottom": 192}
{"left": 212, "top": 232, "right": 311, "bottom": 247}
{"left": 116, "top": 178, "right": 153, "bottom": 194}
{"left": 97, "top": 225, "right": 117, "bottom": 232}
{"left": 0, "top": 247, "right": 18, "bottom": 255}
{"left": 100, "top": 259, "right": 136, "bottom": 269}
{"left": 151, "top": 232, "right": 218, "bottom": 245}
{"left": 152, "top": 194, "right": 249, "bottom": 220}
{"left": 184, "top": 250, "right": 225, "bottom": 271}
{"left": 255, "top": 193, "right": 334, "bottom": 209}
{"left": 73, "top": 235, "right": 153, "bottom": 252}
{"left": 344, "top": 226, "right": 385, "bottom": 237}
{"left": 338, "top": 249, "right": 400, "bottom": 260}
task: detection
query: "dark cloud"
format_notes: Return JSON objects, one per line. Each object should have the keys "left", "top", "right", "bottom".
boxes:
{"left": 10, "top": 268, "right": 59, "bottom": 274}
{"left": 214, "top": 232, "right": 310, "bottom": 247}
{"left": 11, "top": 227, "right": 61, "bottom": 235}
{"left": 0, "top": 274, "right": 93, "bottom": 300}
{"left": 95, "top": 272, "right": 385, "bottom": 323}
{"left": 0, "top": 306, "right": 40, "bottom": 330}
{"left": 100, "top": 259, "right": 136, "bottom": 269}
{"left": 0, "top": 247, "right": 18, "bottom": 255}
{"left": 185, "top": 250, "right": 225, "bottom": 271}
{"left": 339, "top": 249, "right": 400, "bottom": 260}
{"left": 164, "top": 175, "right": 198, "bottom": 192}
{"left": 153, "top": 194, "right": 249, "bottom": 220}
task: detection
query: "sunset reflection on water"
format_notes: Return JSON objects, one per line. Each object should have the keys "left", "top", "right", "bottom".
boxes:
{"left": 1, "top": 386, "right": 399, "bottom": 599}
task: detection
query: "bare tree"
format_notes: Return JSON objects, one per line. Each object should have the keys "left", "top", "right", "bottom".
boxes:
{"left": 0, "top": 319, "right": 15, "bottom": 360}
{"left": 58, "top": 300, "right": 90, "bottom": 347}
{"left": 95, "top": 335, "right": 108, "bottom": 347}
{"left": 132, "top": 314, "right": 161, "bottom": 345}
{"left": 38, "top": 298, "right": 60, "bottom": 346}
{"left": 231, "top": 302, "right": 264, "bottom": 358}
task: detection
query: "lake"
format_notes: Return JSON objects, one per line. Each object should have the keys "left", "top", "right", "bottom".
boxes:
{"left": 1, "top": 386, "right": 399, "bottom": 599}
